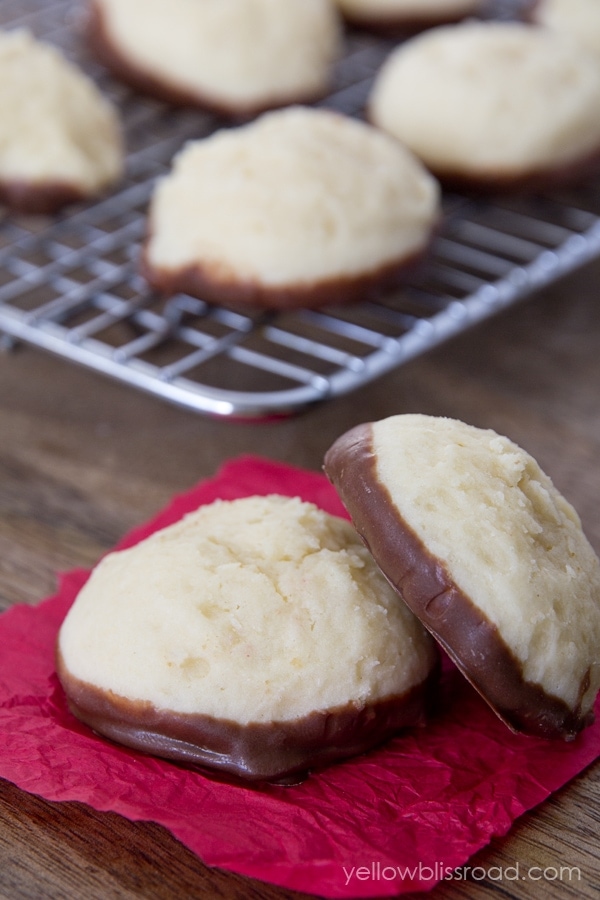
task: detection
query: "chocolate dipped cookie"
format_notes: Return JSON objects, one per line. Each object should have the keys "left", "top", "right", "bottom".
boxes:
{"left": 56, "top": 495, "right": 438, "bottom": 781}
{"left": 369, "top": 20, "right": 600, "bottom": 191}
{"left": 0, "top": 29, "right": 123, "bottom": 214}
{"left": 324, "top": 414, "right": 600, "bottom": 740}
{"left": 142, "top": 106, "right": 440, "bottom": 310}
{"left": 87, "top": 0, "right": 341, "bottom": 118}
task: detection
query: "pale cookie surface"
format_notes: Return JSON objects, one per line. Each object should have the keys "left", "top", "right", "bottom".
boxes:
{"left": 0, "top": 28, "right": 123, "bottom": 213}
{"left": 324, "top": 414, "right": 600, "bottom": 739}
{"left": 369, "top": 21, "right": 600, "bottom": 187}
{"left": 89, "top": 0, "right": 341, "bottom": 116}
{"left": 57, "top": 495, "right": 438, "bottom": 778}
{"left": 532, "top": 0, "right": 600, "bottom": 60}
{"left": 143, "top": 106, "right": 440, "bottom": 309}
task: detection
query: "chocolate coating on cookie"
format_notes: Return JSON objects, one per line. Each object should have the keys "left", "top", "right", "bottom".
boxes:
{"left": 324, "top": 421, "right": 599, "bottom": 740}
{"left": 57, "top": 650, "right": 438, "bottom": 781}
{"left": 0, "top": 180, "right": 89, "bottom": 216}
{"left": 140, "top": 238, "right": 431, "bottom": 311}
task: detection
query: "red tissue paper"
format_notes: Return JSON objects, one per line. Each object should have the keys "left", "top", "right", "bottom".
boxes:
{"left": 0, "top": 455, "right": 599, "bottom": 898}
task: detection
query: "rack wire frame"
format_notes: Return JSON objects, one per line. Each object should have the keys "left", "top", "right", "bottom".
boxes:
{"left": 2, "top": 0, "right": 600, "bottom": 418}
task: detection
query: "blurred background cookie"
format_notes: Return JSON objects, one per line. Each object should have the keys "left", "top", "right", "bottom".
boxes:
{"left": 369, "top": 20, "right": 600, "bottom": 191}
{"left": 0, "top": 28, "right": 123, "bottom": 214}
{"left": 87, "top": 0, "right": 342, "bottom": 117}
{"left": 531, "top": 0, "right": 600, "bottom": 61}
{"left": 333, "top": 0, "right": 482, "bottom": 33}
{"left": 142, "top": 106, "right": 441, "bottom": 310}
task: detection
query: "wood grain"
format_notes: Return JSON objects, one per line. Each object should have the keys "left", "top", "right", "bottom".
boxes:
{"left": 1, "top": 257, "right": 599, "bottom": 899}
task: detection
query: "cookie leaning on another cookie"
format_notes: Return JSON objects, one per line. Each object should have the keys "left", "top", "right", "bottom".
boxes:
{"left": 56, "top": 495, "right": 439, "bottom": 781}
{"left": 324, "top": 414, "right": 600, "bottom": 740}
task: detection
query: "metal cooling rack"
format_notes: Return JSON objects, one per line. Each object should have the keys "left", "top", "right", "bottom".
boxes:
{"left": 2, "top": 0, "right": 600, "bottom": 419}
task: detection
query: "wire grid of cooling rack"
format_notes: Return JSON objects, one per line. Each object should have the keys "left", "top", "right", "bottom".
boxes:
{"left": 2, "top": 0, "right": 600, "bottom": 419}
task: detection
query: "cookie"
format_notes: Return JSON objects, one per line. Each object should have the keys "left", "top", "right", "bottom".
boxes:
{"left": 56, "top": 494, "right": 439, "bottom": 781}
{"left": 0, "top": 29, "right": 123, "bottom": 214}
{"left": 334, "top": 0, "right": 482, "bottom": 33}
{"left": 369, "top": 20, "right": 600, "bottom": 190}
{"left": 531, "top": 0, "right": 600, "bottom": 61}
{"left": 142, "top": 106, "right": 441, "bottom": 310}
{"left": 324, "top": 414, "right": 600, "bottom": 739}
{"left": 87, "top": 0, "right": 342, "bottom": 117}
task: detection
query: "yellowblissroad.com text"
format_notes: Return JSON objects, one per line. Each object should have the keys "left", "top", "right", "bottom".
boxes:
{"left": 342, "top": 861, "right": 582, "bottom": 887}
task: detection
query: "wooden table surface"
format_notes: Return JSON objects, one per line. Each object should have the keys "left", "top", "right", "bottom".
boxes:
{"left": 0, "top": 254, "right": 599, "bottom": 900}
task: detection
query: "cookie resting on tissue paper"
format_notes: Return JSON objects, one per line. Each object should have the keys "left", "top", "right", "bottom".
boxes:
{"left": 56, "top": 494, "right": 439, "bottom": 781}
